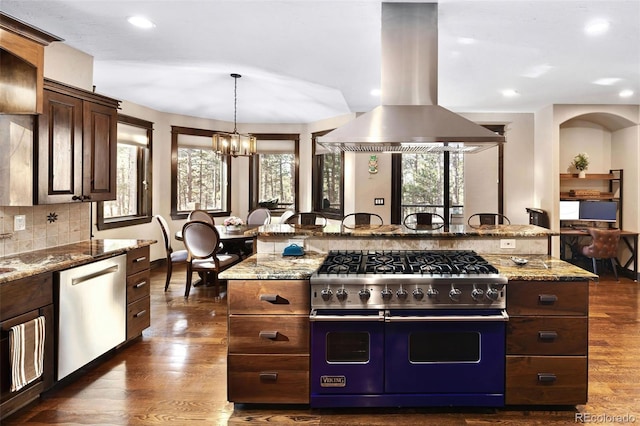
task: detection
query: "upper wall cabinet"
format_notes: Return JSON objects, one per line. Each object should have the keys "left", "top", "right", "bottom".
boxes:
{"left": 36, "top": 79, "right": 120, "bottom": 204}
{"left": 0, "top": 12, "right": 62, "bottom": 114}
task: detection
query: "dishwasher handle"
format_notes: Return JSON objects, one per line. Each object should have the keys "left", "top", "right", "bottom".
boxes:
{"left": 71, "top": 265, "right": 119, "bottom": 286}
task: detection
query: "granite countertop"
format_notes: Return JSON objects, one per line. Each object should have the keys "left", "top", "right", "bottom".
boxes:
{"left": 219, "top": 251, "right": 597, "bottom": 282}
{"left": 256, "top": 223, "right": 556, "bottom": 238}
{"left": 0, "top": 239, "right": 156, "bottom": 284}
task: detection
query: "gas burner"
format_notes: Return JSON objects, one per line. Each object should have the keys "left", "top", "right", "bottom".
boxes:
{"left": 328, "top": 264, "right": 352, "bottom": 274}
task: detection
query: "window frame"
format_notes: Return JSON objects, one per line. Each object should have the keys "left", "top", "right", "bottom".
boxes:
{"left": 248, "top": 133, "right": 300, "bottom": 214}
{"left": 170, "top": 125, "right": 232, "bottom": 220}
{"left": 311, "top": 129, "right": 344, "bottom": 220}
{"left": 97, "top": 114, "right": 153, "bottom": 230}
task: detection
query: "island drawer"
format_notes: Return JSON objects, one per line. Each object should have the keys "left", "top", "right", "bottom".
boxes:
{"left": 227, "top": 354, "right": 309, "bottom": 404}
{"left": 227, "top": 280, "right": 309, "bottom": 314}
{"left": 228, "top": 315, "right": 309, "bottom": 354}
{"left": 505, "top": 355, "right": 587, "bottom": 405}
{"left": 126, "top": 246, "right": 150, "bottom": 276}
{"left": 126, "top": 296, "right": 150, "bottom": 340}
{"left": 507, "top": 316, "right": 588, "bottom": 355}
{"left": 126, "top": 269, "right": 150, "bottom": 304}
{"left": 507, "top": 281, "right": 588, "bottom": 316}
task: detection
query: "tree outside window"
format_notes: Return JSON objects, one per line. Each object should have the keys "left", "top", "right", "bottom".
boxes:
{"left": 171, "top": 126, "right": 231, "bottom": 219}
{"left": 312, "top": 130, "right": 343, "bottom": 220}
{"left": 97, "top": 115, "right": 152, "bottom": 230}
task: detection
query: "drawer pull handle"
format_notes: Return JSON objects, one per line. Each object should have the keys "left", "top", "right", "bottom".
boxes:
{"left": 538, "top": 331, "right": 558, "bottom": 340}
{"left": 134, "top": 310, "right": 147, "bottom": 318}
{"left": 259, "top": 294, "right": 289, "bottom": 304}
{"left": 134, "top": 256, "right": 147, "bottom": 263}
{"left": 134, "top": 281, "right": 147, "bottom": 288}
{"left": 537, "top": 373, "right": 557, "bottom": 383}
{"left": 538, "top": 294, "right": 558, "bottom": 304}
{"left": 259, "top": 331, "right": 278, "bottom": 339}
{"left": 260, "top": 294, "right": 278, "bottom": 302}
{"left": 259, "top": 372, "right": 278, "bottom": 382}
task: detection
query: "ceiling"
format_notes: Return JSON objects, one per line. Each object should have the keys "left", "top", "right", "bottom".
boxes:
{"left": 2, "top": 0, "right": 639, "bottom": 124}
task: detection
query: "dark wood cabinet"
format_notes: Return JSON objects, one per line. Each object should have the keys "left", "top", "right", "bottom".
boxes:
{"left": 0, "top": 273, "right": 54, "bottom": 420}
{"left": 227, "top": 279, "right": 310, "bottom": 404}
{"left": 125, "top": 246, "right": 151, "bottom": 342}
{"left": 36, "top": 79, "right": 118, "bottom": 204}
{"left": 505, "top": 280, "right": 589, "bottom": 405}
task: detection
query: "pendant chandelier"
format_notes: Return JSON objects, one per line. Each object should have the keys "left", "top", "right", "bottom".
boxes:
{"left": 212, "top": 73, "right": 257, "bottom": 157}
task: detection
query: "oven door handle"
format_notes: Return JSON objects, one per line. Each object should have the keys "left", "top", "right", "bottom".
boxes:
{"left": 385, "top": 311, "right": 509, "bottom": 322}
{"left": 309, "top": 309, "right": 385, "bottom": 322}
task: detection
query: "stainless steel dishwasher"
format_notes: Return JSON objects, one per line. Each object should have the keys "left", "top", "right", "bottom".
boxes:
{"left": 56, "top": 254, "right": 126, "bottom": 380}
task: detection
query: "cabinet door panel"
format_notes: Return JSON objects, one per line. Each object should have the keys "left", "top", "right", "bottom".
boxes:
{"left": 83, "top": 101, "right": 116, "bottom": 201}
{"left": 37, "top": 90, "right": 83, "bottom": 204}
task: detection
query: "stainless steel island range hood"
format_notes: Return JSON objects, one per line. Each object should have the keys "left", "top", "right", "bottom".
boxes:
{"left": 317, "top": 2, "right": 505, "bottom": 153}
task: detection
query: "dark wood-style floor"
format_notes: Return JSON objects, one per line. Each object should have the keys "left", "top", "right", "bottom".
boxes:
{"left": 4, "top": 264, "right": 639, "bottom": 425}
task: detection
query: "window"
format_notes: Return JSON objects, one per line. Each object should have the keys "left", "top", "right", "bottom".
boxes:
{"left": 171, "top": 126, "right": 231, "bottom": 219}
{"left": 249, "top": 134, "right": 299, "bottom": 212}
{"left": 391, "top": 125, "right": 505, "bottom": 225}
{"left": 312, "top": 130, "right": 344, "bottom": 220}
{"left": 97, "top": 115, "right": 152, "bottom": 230}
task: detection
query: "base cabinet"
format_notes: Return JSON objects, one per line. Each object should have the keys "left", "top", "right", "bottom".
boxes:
{"left": 0, "top": 273, "right": 54, "bottom": 420}
{"left": 505, "top": 280, "right": 589, "bottom": 405}
{"left": 125, "top": 247, "right": 151, "bottom": 342}
{"left": 227, "top": 280, "right": 310, "bottom": 404}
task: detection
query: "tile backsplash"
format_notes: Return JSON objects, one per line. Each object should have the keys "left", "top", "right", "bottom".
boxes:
{"left": 0, "top": 204, "right": 91, "bottom": 257}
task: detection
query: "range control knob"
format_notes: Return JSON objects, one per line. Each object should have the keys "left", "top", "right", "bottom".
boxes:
{"left": 471, "top": 287, "right": 485, "bottom": 301}
{"left": 413, "top": 288, "right": 425, "bottom": 300}
{"left": 358, "top": 288, "right": 371, "bottom": 301}
{"left": 396, "top": 288, "right": 408, "bottom": 300}
{"left": 320, "top": 288, "right": 333, "bottom": 301}
{"left": 381, "top": 288, "right": 393, "bottom": 301}
{"left": 336, "top": 288, "right": 348, "bottom": 302}
{"left": 449, "top": 288, "right": 462, "bottom": 302}
{"left": 486, "top": 287, "right": 500, "bottom": 301}
{"left": 426, "top": 287, "right": 439, "bottom": 298}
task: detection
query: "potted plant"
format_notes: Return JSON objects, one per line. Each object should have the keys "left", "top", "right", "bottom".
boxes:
{"left": 571, "top": 152, "right": 589, "bottom": 178}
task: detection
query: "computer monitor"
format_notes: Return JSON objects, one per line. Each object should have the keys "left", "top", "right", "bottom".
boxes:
{"left": 559, "top": 201, "right": 580, "bottom": 221}
{"left": 579, "top": 201, "right": 618, "bottom": 223}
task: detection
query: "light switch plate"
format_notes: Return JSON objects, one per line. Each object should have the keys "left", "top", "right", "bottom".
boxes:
{"left": 374, "top": 198, "right": 385, "bottom": 205}
{"left": 14, "top": 215, "right": 26, "bottom": 231}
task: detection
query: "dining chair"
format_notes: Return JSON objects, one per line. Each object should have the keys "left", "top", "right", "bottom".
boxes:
{"left": 279, "top": 209, "right": 295, "bottom": 224}
{"left": 154, "top": 215, "right": 189, "bottom": 292}
{"left": 285, "top": 212, "right": 328, "bottom": 229}
{"left": 246, "top": 208, "right": 272, "bottom": 225}
{"left": 467, "top": 213, "right": 511, "bottom": 226}
{"left": 578, "top": 228, "right": 621, "bottom": 281}
{"left": 403, "top": 212, "right": 445, "bottom": 230}
{"left": 181, "top": 220, "right": 240, "bottom": 299}
{"left": 341, "top": 212, "right": 383, "bottom": 229}
{"left": 188, "top": 209, "right": 215, "bottom": 225}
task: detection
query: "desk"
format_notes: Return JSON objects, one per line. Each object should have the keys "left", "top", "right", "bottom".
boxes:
{"left": 560, "top": 228, "right": 638, "bottom": 281}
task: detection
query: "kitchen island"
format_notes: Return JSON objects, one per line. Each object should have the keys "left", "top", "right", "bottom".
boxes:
{"left": 221, "top": 244, "right": 596, "bottom": 407}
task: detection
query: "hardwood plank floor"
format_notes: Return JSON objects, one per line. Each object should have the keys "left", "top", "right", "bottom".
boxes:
{"left": 4, "top": 265, "right": 638, "bottom": 425}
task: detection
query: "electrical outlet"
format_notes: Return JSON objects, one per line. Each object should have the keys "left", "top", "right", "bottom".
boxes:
{"left": 14, "top": 215, "right": 26, "bottom": 231}
{"left": 500, "top": 239, "right": 516, "bottom": 249}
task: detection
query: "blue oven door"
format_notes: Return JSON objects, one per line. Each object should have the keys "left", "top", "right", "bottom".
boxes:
{"left": 384, "top": 309, "right": 508, "bottom": 394}
{"left": 310, "top": 309, "right": 385, "bottom": 396}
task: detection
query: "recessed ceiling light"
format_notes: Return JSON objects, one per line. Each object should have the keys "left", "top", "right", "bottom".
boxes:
{"left": 128, "top": 16, "right": 155, "bottom": 29}
{"left": 619, "top": 89, "right": 634, "bottom": 98}
{"left": 593, "top": 78, "right": 621, "bottom": 86}
{"left": 370, "top": 88, "right": 381, "bottom": 97}
{"left": 457, "top": 37, "right": 476, "bottom": 45}
{"left": 501, "top": 89, "right": 519, "bottom": 98}
{"left": 584, "top": 19, "right": 610, "bottom": 36}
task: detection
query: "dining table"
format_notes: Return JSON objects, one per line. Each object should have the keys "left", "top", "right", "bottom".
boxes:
{"left": 175, "top": 224, "right": 260, "bottom": 257}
